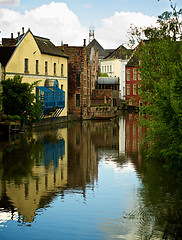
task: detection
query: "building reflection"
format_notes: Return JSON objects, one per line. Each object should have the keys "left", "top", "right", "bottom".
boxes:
{"left": 0, "top": 121, "right": 100, "bottom": 223}
{"left": 0, "top": 114, "right": 145, "bottom": 225}
{"left": 67, "top": 119, "right": 119, "bottom": 193}
{"left": 125, "top": 112, "right": 144, "bottom": 168}
{"left": 0, "top": 128, "right": 67, "bottom": 223}
{"left": 68, "top": 121, "right": 98, "bottom": 192}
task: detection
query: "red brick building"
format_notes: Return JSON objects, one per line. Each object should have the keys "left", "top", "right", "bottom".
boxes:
{"left": 58, "top": 40, "right": 98, "bottom": 118}
{"left": 125, "top": 54, "right": 141, "bottom": 108}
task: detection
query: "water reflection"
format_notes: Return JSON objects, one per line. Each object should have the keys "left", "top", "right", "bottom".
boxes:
{"left": 0, "top": 113, "right": 182, "bottom": 239}
{"left": 0, "top": 128, "right": 68, "bottom": 223}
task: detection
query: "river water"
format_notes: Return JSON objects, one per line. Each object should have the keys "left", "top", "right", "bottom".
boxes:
{"left": 0, "top": 112, "right": 182, "bottom": 240}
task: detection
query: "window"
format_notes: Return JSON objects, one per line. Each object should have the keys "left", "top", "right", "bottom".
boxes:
{"left": 105, "top": 66, "right": 106, "bottom": 72}
{"left": 61, "top": 64, "right": 63, "bottom": 76}
{"left": 127, "top": 84, "right": 130, "bottom": 95}
{"left": 76, "top": 94, "right": 80, "bottom": 106}
{"left": 61, "top": 84, "right": 63, "bottom": 90}
{"left": 36, "top": 60, "right": 39, "bottom": 74}
{"left": 138, "top": 71, "right": 142, "bottom": 80}
{"left": 107, "top": 66, "right": 109, "bottom": 72}
{"left": 133, "top": 84, "right": 137, "bottom": 95}
{"left": 54, "top": 63, "right": 56, "bottom": 75}
{"left": 133, "top": 69, "right": 137, "bottom": 80}
{"left": 45, "top": 61, "right": 48, "bottom": 74}
{"left": 76, "top": 133, "right": 80, "bottom": 145}
{"left": 36, "top": 179, "right": 39, "bottom": 194}
{"left": 127, "top": 69, "right": 130, "bottom": 81}
{"left": 102, "top": 66, "right": 104, "bottom": 73}
{"left": 24, "top": 58, "right": 28, "bottom": 73}
{"left": 24, "top": 183, "right": 29, "bottom": 199}
{"left": 76, "top": 73, "right": 80, "bottom": 87}
{"left": 110, "top": 65, "right": 112, "bottom": 72}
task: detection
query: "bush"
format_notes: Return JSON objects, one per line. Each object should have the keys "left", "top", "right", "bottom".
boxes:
{"left": 13, "top": 115, "right": 21, "bottom": 122}
{"left": 6, "top": 115, "right": 13, "bottom": 121}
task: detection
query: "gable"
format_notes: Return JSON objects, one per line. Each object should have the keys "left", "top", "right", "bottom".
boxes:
{"left": 105, "top": 45, "right": 133, "bottom": 60}
{"left": 87, "top": 39, "right": 108, "bottom": 59}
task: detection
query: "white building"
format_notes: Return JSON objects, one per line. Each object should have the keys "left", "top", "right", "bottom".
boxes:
{"left": 100, "top": 45, "right": 132, "bottom": 100}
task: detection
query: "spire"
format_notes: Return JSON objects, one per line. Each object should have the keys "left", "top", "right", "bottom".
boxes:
{"left": 89, "top": 26, "right": 95, "bottom": 43}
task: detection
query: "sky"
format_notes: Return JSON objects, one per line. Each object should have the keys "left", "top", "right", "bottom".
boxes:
{"left": 0, "top": 0, "right": 181, "bottom": 48}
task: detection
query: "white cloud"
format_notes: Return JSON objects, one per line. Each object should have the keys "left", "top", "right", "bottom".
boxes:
{"left": 0, "top": 2, "right": 87, "bottom": 46}
{"left": 0, "top": 0, "right": 19, "bottom": 7}
{"left": 0, "top": 2, "right": 157, "bottom": 49}
{"left": 96, "top": 11, "right": 157, "bottom": 49}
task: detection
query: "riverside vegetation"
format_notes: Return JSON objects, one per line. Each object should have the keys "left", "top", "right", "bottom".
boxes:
{"left": 130, "top": 0, "right": 182, "bottom": 174}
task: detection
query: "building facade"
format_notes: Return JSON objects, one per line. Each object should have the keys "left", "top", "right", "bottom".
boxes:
{"left": 100, "top": 45, "right": 132, "bottom": 100}
{"left": 125, "top": 55, "right": 141, "bottom": 107}
{"left": 59, "top": 41, "right": 98, "bottom": 118}
{"left": 0, "top": 29, "right": 68, "bottom": 120}
{"left": 96, "top": 77, "right": 119, "bottom": 107}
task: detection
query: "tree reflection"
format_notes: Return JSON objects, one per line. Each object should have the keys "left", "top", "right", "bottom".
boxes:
{"left": 124, "top": 112, "right": 182, "bottom": 239}
{"left": 133, "top": 157, "right": 182, "bottom": 239}
{"left": 0, "top": 134, "right": 42, "bottom": 184}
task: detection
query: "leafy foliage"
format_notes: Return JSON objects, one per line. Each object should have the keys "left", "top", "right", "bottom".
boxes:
{"left": 98, "top": 71, "right": 109, "bottom": 77}
{"left": 133, "top": 2, "right": 182, "bottom": 172}
{"left": 1, "top": 74, "right": 41, "bottom": 126}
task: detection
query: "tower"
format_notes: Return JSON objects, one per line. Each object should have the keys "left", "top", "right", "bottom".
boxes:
{"left": 89, "top": 27, "right": 95, "bottom": 43}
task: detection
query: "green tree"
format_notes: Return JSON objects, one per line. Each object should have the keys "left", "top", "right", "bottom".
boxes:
{"left": 98, "top": 71, "right": 109, "bottom": 77}
{"left": 132, "top": 1, "right": 182, "bottom": 173}
{"left": 1, "top": 74, "right": 41, "bottom": 126}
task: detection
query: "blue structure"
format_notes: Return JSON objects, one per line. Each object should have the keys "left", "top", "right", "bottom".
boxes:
{"left": 39, "top": 137, "right": 65, "bottom": 168}
{"left": 36, "top": 79, "right": 65, "bottom": 119}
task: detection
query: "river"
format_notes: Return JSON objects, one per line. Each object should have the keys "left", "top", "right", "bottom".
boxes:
{"left": 0, "top": 112, "right": 182, "bottom": 240}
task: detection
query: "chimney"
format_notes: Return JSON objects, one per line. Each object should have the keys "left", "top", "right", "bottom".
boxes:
{"left": 18, "top": 32, "right": 20, "bottom": 37}
{"left": 10, "top": 33, "right": 14, "bottom": 46}
{"left": 22, "top": 27, "right": 24, "bottom": 34}
{"left": 83, "top": 39, "right": 86, "bottom": 47}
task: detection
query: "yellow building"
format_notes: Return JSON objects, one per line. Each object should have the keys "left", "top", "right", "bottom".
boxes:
{"left": 0, "top": 29, "right": 68, "bottom": 120}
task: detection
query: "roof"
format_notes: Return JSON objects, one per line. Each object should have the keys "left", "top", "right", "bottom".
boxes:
{"left": 36, "top": 86, "right": 53, "bottom": 92}
{"left": 87, "top": 38, "right": 112, "bottom": 59}
{"left": 105, "top": 45, "right": 133, "bottom": 60}
{"left": 1, "top": 29, "right": 69, "bottom": 59}
{"left": 126, "top": 55, "right": 139, "bottom": 67}
{"left": 98, "top": 77, "right": 119, "bottom": 85}
{"left": 0, "top": 46, "right": 15, "bottom": 66}
{"left": 34, "top": 35, "right": 69, "bottom": 58}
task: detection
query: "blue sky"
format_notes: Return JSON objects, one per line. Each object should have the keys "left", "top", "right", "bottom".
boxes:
{"left": 0, "top": 0, "right": 181, "bottom": 48}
